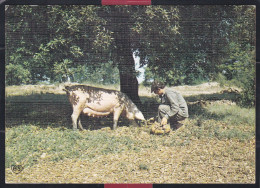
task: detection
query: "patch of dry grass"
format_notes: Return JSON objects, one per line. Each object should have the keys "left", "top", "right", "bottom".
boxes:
{"left": 139, "top": 82, "right": 238, "bottom": 98}
{"left": 5, "top": 82, "right": 120, "bottom": 97}
{"left": 5, "top": 82, "right": 230, "bottom": 98}
{"left": 5, "top": 123, "right": 255, "bottom": 183}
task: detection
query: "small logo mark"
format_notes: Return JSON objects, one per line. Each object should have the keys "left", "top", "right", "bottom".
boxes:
{"left": 11, "top": 164, "right": 24, "bottom": 174}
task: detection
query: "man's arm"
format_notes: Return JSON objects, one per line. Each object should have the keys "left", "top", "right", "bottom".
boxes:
{"left": 164, "top": 90, "right": 180, "bottom": 119}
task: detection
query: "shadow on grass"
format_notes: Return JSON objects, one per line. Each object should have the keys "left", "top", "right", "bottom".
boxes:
{"left": 6, "top": 93, "right": 72, "bottom": 129}
{"left": 5, "top": 91, "right": 240, "bottom": 129}
{"left": 6, "top": 93, "right": 136, "bottom": 130}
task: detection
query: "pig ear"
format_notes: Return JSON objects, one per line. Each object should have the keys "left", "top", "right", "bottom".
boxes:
{"left": 134, "top": 108, "right": 140, "bottom": 113}
{"left": 63, "top": 88, "right": 70, "bottom": 93}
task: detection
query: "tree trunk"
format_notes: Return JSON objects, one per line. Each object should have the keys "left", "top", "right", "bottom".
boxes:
{"left": 112, "top": 8, "right": 141, "bottom": 106}
{"left": 118, "top": 56, "right": 141, "bottom": 106}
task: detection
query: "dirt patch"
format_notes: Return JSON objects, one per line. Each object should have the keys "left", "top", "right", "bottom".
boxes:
{"left": 173, "top": 82, "right": 241, "bottom": 97}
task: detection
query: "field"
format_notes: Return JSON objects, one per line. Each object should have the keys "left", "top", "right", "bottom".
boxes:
{"left": 5, "top": 82, "right": 255, "bottom": 183}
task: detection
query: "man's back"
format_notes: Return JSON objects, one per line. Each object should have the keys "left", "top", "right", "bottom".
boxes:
{"left": 161, "top": 88, "right": 189, "bottom": 118}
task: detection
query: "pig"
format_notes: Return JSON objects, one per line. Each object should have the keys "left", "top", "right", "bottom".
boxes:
{"left": 63, "top": 85, "right": 146, "bottom": 130}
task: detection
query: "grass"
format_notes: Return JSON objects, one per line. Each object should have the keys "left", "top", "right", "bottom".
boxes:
{"left": 206, "top": 104, "right": 255, "bottom": 126}
{"left": 5, "top": 125, "right": 141, "bottom": 168}
{"left": 5, "top": 82, "right": 255, "bottom": 183}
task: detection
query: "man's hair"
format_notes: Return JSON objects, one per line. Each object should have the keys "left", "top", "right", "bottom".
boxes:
{"left": 151, "top": 81, "right": 165, "bottom": 93}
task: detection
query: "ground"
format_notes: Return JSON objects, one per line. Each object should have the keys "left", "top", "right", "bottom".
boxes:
{"left": 5, "top": 82, "right": 255, "bottom": 183}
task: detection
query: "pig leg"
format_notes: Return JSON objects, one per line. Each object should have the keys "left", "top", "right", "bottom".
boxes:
{"left": 71, "top": 111, "right": 81, "bottom": 130}
{"left": 113, "top": 106, "right": 124, "bottom": 130}
{"left": 71, "top": 101, "right": 86, "bottom": 130}
{"left": 71, "top": 112, "right": 79, "bottom": 130}
{"left": 77, "top": 118, "right": 85, "bottom": 131}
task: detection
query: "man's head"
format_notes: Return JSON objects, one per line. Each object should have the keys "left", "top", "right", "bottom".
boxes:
{"left": 151, "top": 81, "right": 165, "bottom": 96}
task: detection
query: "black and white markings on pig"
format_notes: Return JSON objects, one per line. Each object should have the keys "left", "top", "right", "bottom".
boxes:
{"left": 65, "top": 85, "right": 125, "bottom": 104}
{"left": 64, "top": 85, "right": 145, "bottom": 130}
{"left": 71, "top": 93, "right": 80, "bottom": 105}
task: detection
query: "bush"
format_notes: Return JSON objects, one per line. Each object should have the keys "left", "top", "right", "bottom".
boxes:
{"left": 5, "top": 64, "right": 31, "bottom": 85}
{"left": 218, "top": 43, "right": 255, "bottom": 107}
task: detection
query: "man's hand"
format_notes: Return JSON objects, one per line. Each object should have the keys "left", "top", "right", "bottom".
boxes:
{"left": 161, "top": 117, "right": 168, "bottom": 126}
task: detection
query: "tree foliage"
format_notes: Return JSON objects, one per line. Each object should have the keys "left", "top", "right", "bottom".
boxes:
{"left": 5, "top": 5, "right": 181, "bottom": 104}
{"left": 5, "top": 5, "right": 255, "bottom": 106}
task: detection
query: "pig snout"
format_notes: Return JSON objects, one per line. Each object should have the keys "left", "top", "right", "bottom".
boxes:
{"left": 134, "top": 111, "right": 147, "bottom": 126}
{"left": 135, "top": 111, "right": 145, "bottom": 121}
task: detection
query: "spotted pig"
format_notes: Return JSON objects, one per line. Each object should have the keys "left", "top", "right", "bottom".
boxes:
{"left": 63, "top": 85, "right": 146, "bottom": 130}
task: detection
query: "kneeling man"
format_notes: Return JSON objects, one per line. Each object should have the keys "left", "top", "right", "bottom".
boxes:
{"left": 151, "top": 81, "right": 189, "bottom": 130}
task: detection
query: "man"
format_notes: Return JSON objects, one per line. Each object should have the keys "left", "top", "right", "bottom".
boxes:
{"left": 151, "top": 81, "right": 189, "bottom": 130}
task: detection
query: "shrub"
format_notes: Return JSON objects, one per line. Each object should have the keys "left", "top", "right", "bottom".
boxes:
{"left": 218, "top": 43, "right": 255, "bottom": 107}
{"left": 5, "top": 64, "right": 31, "bottom": 85}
